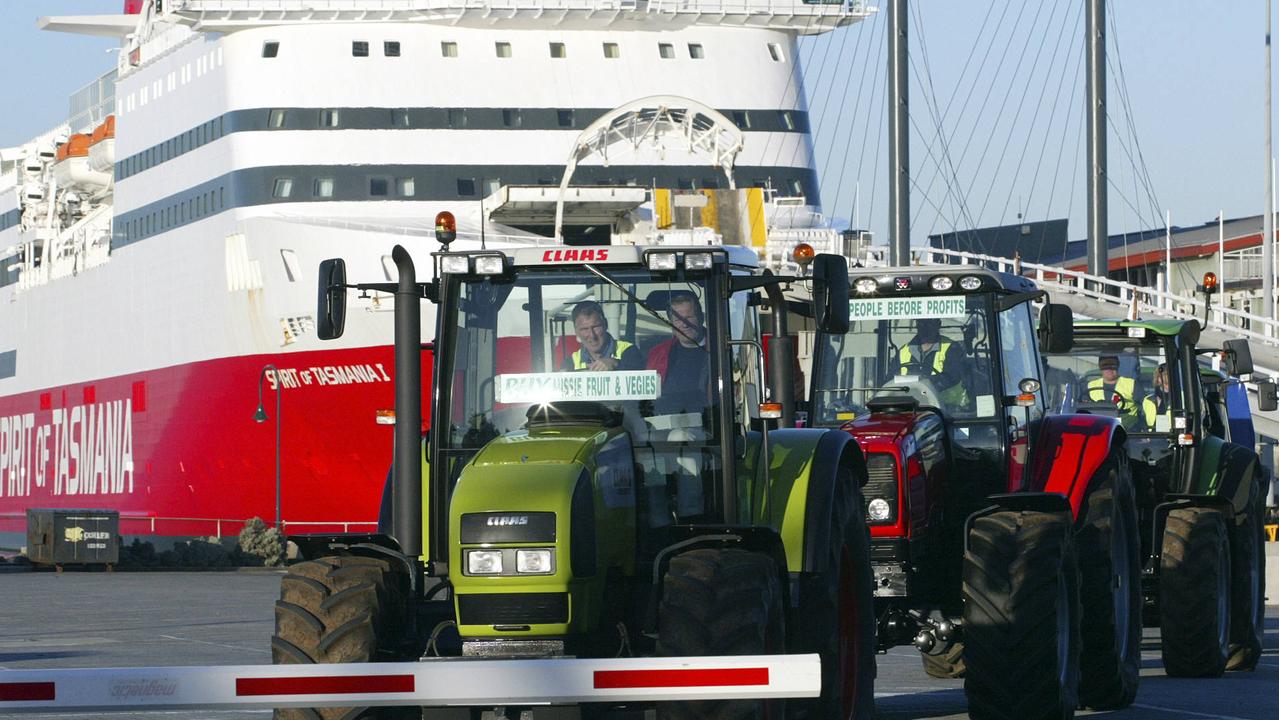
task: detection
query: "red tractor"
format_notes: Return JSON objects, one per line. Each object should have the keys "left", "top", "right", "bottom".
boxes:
{"left": 808, "top": 266, "right": 1142, "bottom": 720}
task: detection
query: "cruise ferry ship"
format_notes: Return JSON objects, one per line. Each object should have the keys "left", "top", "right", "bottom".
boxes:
{"left": 0, "top": 0, "right": 869, "bottom": 538}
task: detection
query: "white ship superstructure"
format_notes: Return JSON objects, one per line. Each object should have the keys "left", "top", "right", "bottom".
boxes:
{"left": 0, "top": 0, "right": 870, "bottom": 536}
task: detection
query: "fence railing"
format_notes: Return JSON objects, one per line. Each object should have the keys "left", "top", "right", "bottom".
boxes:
{"left": 0, "top": 513, "right": 377, "bottom": 539}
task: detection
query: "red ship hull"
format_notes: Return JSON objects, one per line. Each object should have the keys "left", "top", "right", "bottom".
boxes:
{"left": 0, "top": 346, "right": 431, "bottom": 537}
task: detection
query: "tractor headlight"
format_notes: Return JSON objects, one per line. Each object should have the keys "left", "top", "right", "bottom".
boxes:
{"left": 647, "top": 252, "right": 678, "bottom": 271}
{"left": 958, "top": 275, "right": 983, "bottom": 291}
{"left": 474, "top": 255, "right": 505, "bottom": 275}
{"left": 441, "top": 255, "right": 470, "bottom": 275}
{"left": 467, "top": 550, "right": 503, "bottom": 575}
{"left": 516, "top": 549, "right": 553, "bottom": 574}
{"left": 854, "top": 277, "right": 878, "bottom": 294}
{"left": 867, "top": 498, "right": 892, "bottom": 522}
{"left": 929, "top": 276, "right": 954, "bottom": 291}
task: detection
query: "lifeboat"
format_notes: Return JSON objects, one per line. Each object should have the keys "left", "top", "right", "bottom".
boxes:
{"left": 52, "top": 131, "right": 111, "bottom": 192}
{"left": 87, "top": 116, "right": 116, "bottom": 174}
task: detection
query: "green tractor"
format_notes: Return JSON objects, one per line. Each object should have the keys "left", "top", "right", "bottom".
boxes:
{"left": 273, "top": 230, "right": 879, "bottom": 719}
{"left": 1042, "top": 318, "right": 1275, "bottom": 676}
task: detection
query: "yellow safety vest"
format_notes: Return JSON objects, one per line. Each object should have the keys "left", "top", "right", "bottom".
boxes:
{"left": 1088, "top": 376, "right": 1140, "bottom": 427}
{"left": 1142, "top": 394, "right": 1172, "bottom": 429}
{"left": 572, "top": 339, "right": 635, "bottom": 369}
{"left": 899, "top": 342, "right": 969, "bottom": 407}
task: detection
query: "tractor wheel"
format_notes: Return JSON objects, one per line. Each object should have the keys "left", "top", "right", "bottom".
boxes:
{"left": 1159, "top": 506, "right": 1230, "bottom": 677}
{"left": 962, "top": 510, "right": 1080, "bottom": 720}
{"left": 1227, "top": 481, "right": 1265, "bottom": 671}
{"left": 791, "top": 464, "right": 877, "bottom": 719}
{"left": 656, "top": 548, "right": 786, "bottom": 720}
{"left": 920, "top": 642, "right": 966, "bottom": 679}
{"left": 271, "top": 555, "right": 414, "bottom": 720}
{"left": 1075, "top": 458, "right": 1141, "bottom": 709}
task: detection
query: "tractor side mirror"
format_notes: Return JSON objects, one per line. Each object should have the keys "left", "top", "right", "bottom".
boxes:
{"left": 1223, "top": 339, "right": 1254, "bottom": 377}
{"left": 811, "top": 253, "right": 850, "bottom": 334}
{"left": 316, "top": 258, "right": 347, "bottom": 340}
{"left": 1037, "top": 303, "right": 1073, "bottom": 353}
{"left": 1257, "top": 380, "right": 1278, "bottom": 412}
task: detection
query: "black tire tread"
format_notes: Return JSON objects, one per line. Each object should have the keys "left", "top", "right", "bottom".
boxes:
{"left": 1228, "top": 481, "right": 1265, "bottom": 672}
{"left": 1159, "top": 506, "right": 1230, "bottom": 678}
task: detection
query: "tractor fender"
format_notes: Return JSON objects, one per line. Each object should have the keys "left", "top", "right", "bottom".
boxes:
{"left": 756, "top": 428, "right": 867, "bottom": 575}
{"left": 1187, "top": 435, "right": 1260, "bottom": 517}
{"left": 1024, "top": 413, "right": 1126, "bottom": 520}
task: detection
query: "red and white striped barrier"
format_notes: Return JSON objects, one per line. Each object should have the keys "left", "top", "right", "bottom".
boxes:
{"left": 0, "top": 654, "right": 820, "bottom": 712}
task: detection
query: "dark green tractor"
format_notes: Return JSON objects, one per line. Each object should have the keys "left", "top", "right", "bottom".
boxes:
{"left": 1043, "top": 318, "right": 1275, "bottom": 676}
{"left": 272, "top": 233, "right": 880, "bottom": 719}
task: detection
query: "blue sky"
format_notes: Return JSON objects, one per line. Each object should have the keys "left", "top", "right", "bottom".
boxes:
{"left": 1, "top": 0, "right": 1275, "bottom": 248}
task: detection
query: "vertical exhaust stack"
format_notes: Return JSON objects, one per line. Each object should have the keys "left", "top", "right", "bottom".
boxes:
{"left": 391, "top": 245, "right": 423, "bottom": 560}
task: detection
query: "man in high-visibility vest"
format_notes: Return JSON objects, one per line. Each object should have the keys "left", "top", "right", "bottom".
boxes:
{"left": 563, "top": 300, "right": 643, "bottom": 371}
{"left": 1142, "top": 363, "right": 1173, "bottom": 430}
{"left": 893, "top": 318, "right": 969, "bottom": 409}
{"left": 1087, "top": 355, "right": 1141, "bottom": 429}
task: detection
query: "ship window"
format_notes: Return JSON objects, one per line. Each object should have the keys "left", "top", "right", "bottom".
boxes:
{"left": 269, "top": 109, "right": 287, "bottom": 128}
{"left": 495, "top": 41, "right": 512, "bottom": 58}
{"left": 262, "top": 41, "right": 279, "bottom": 58}
{"left": 502, "top": 108, "right": 521, "bottom": 127}
{"left": 603, "top": 42, "right": 619, "bottom": 59}
{"left": 369, "top": 177, "right": 390, "bottom": 197}
{"left": 788, "top": 178, "right": 803, "bottom": 196}
{"left": 441, "top": 41, "right": 458, "bottom": 58}
{"left": 556, "top": 109, "right": 575, "bottom": 127}
{"left": 658, "top": 43, "right": 674, "bottom": 59}
{"left": 732, "top": 110, "right": 751, "bottom": 129}
{"left": 677, "top": 178, "right": 694, "bottom": 190}
{"left": 702, "top": 177, "right": 719, "bottom": 189}
{"left": 396, "top": 177, "right": 416, "bottom": 197}
{"left": 313, "top": 178, "right": 335, "bottom": 198}
{"left": 549, "top": 42, "right": 566, "bottom": 58}
{"left": 457, "top": 178, "right": 476, "bottom": 196}
{"left": 272, "top": 178, "right": 294, "bottom": 198}
{"left": 768, "top": 43, "right": 783, "bottom": 62}
{"left": 352, "top": 41, "right": 369, "bottom": 57}
{"left": 688, "top": 43, "right": 705, "bottom": 59}
{"left": 482, "top": 177, "right": 501, "bottom": 196}
{"left": 448, "top": 108, "right": 467, "bottom": 128}
{"left": 384, "top": 41, "right": 401, "bottom": 57}
{"left": 320, "top": 109, "right": 341, "bottom": 127}
{"left": 779, "top": 110, "right": 796, "bottom": 130}
{"left": 391, "top": 108, "right": 411, "bottom": 127}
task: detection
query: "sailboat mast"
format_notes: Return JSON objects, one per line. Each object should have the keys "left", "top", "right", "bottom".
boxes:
{"left": 888, "top": 0, "right": 910, "bottom": 265}
{"left": 1086, "top": 0, "right": 1108, "bottom": 283}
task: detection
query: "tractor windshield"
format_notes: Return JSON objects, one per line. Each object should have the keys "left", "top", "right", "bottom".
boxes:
{"left": 812, "top": 294, "right": 997, "bottom": 423}
{"left": 1042, "top": 339, "right": 1183, "bottom": 434}
{"left": 436, "top": 264, "right": 735, "bottom": 524}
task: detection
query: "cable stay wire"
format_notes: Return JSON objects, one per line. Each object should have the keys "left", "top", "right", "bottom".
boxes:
{"left": 1039, "top": 27, "right": 1086, "bottom": 264}
{"left": 1022, "top": 0, "right": 1085, "bottom": 237}
{"left": 827, "top": 13, "right": 883, "bottom": 229}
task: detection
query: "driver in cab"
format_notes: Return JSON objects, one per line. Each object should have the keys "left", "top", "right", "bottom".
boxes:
{"left": 647, "top": 292, "right": 709, "bottom": 414}
{"left": 891, "top": 317, "right": 969, "bottom": 408}
{"left": 1087, "top": 355, "right": 1141, "bottom": 429}
{"left": 563, "top": 300, "right": 643, "bottom": 371}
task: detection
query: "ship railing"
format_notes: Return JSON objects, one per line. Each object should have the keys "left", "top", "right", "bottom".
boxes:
{"left": 0, "top": 513, "right": 377, "bottom": 539}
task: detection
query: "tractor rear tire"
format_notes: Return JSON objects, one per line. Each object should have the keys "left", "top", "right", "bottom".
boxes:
{"left": 1075, "top": 458, "right": 1141, "bottom": 709}
{"left": 791, "top": 464, "right": 877, "bottom": 719}
{"left": 271, "top": 555, "right": 413, "bottom": 720}
{"left": 1159, "top": 506, "right": 1230, "bottom": 678}
{"left": 1227, "top": 481, "right": 1265, "bottom": 671}
{"left": 656, "top": 548, "right": 785, "bottom": 720}
{"left": 920, "top": 642, "right": 966, "bottom": 679}
{"left": 962, "top": 510, "right": 1080, "bottom": 720}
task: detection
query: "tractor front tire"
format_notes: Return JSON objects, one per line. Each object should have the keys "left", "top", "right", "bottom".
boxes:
{"left": 657, "top": 548, "right": 785, "bottom": 720}
{"left": 1159, "top": 506, "right": 1231, "bottom": 677}
{"left": 962, "top": 510, "right": 1080, "bottom": 720}
{"left": 1075, "top": 458, "right": 1141, "bottom": 709}
{"left": 792, "top": 464, "right": 877, "bottom": 719}
{"left": 271, "top": 555, "right": 413, "bottom": 720}
{"left": 1228, "top": 481, "right": 1266, "bottom": 671}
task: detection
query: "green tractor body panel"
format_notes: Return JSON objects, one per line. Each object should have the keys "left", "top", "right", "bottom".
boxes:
{"left": 1190, "top": 434, "right": 1225, "bottom": 496}
{"left": 448, "top": 426, "right": 636, "bottom": 638}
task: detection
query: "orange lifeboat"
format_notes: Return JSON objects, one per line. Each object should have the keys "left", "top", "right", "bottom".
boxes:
{"left": 53, "top": 131, "right": 111, "bottom": 192}
{"left": 88, "top": 116, "right": 116, "bottom": 174}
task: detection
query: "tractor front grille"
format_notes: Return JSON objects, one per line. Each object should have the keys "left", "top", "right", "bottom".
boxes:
{"left": 457, "top": 593, "right": 569, "bottom": 626}
{"left": 863, "top": 453, "right": 899, "bottom": 524}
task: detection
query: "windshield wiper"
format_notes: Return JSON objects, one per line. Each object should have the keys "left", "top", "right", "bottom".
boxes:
{"left": 582, "top": 263, "right": 701, "bottom": 347}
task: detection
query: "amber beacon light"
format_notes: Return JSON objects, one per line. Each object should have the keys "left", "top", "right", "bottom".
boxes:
{"left": 435, "top": 211, "right": 457, "bottom": 246}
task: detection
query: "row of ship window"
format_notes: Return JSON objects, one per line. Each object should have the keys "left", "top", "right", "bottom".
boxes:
{"left": 262, "top": 39, "right": 787, "bottom": 62}
{"left": 269, "top": 175, "right": 804, "bottom": 200}
{"left": 123, "top": 187, "right": 226, "bottom": 242}
{"left": 117, "top": 116, "right": 226, "bottom": 181}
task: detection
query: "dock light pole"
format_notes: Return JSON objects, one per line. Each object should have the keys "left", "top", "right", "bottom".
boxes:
{"left": 254, "top": 364, "right": 282, "bottom": 530}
